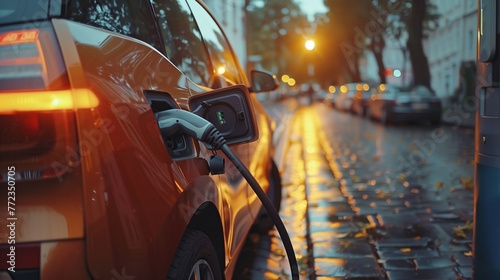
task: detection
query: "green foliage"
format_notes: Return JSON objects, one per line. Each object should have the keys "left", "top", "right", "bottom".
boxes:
{"left": 245, "top": 0, "right": 440, "bottom": 87}
{"left": 246, "top": 0, "right": 310, "bottom": 77}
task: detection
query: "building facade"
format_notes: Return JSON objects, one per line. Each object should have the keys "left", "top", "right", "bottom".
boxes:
{"left": 361, "top": 0, "right": 477, "bottom": 100}
{"left": 424, "top": 0, "right": 477, "bottom": 99}
{"left": 203, "top": 0, "right": 247, "bottom": 70}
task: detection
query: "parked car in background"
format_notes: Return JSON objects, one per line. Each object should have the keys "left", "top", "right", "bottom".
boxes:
{"left": 0, "top": 0, "right": 281, "bottom": 279}
{"left": 335, "top": 82, "right": 370, "bottom": 112}
{"left": 351, "top": 83, "right": 373, "bottom": 116}
{"left": 368, "top": 84, "right": 442, "bottom": 125}
{"left": 335, "top": 83, "right": 354, "bottom": 111}
{"left": 324, "top": 85, "right": 340, "bottom": 107}
{"left": 298, "top": 83, "right": 323, "bottom": 104}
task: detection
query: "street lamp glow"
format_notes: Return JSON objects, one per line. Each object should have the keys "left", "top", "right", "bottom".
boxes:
{"left": 282, "top": 74, "right": 290, "bottom": 83}
{"left": 305, "top": 39, "right": 315, "bottom": 51}
{"left": 393, "top": 69, "right": 402, "bottom": 78}
{"left": 217, "top": 66, "right": 226, "bottom": 75}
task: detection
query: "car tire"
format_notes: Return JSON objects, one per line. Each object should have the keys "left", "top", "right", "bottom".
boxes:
{"left": 253, "top": 160, "right": 282, "bottom": 233}
{"left": 167, "top": 229, "right": 222, "bottom": 280}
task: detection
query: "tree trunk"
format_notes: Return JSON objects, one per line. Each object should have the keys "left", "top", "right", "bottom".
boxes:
{"left": 371, "top": 34, "right": 386, "bottom": 84}
{"left": 347, "top": 41, "right": 362, "bottom": 82}
{"left": 407, "top": 0, "right": 431, "bottom": 88}
{"left": 348, "top": 54, "right": 362, "bottom": 82}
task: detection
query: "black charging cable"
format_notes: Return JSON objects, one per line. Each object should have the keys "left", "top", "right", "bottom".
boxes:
{"left": 156, "top": 109, "right": 300, "bottom": 280}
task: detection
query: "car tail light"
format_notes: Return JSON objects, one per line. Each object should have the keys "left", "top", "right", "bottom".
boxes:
{"left": 0, "top": 243, "right": 40, "bottom": 270}
{"left": 0, "top": 28, "right": 68, "bottom": 91}
{"left": 0, "top": 23, "right": 98, "bottom": 182}
{"left": 0, "top": 243, "right": 41, "bottom": 279}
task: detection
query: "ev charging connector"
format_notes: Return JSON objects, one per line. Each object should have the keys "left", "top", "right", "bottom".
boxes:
{"left": 156, "top": 109, "right": 300, "bottom": 280}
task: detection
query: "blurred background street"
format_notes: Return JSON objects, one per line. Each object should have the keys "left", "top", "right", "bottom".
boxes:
{"left": 204, "top": 0, "right": 479, "bottom": 279}
{"left": 234, "top": 96, "right": 474, "bottom": 280}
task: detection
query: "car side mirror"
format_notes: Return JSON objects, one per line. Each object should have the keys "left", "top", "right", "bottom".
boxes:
{"left": 250, "top": 70, "right": 279, "bottom": 93}
{"left": 188, "top": 84, "right": 258, "bottom": 146}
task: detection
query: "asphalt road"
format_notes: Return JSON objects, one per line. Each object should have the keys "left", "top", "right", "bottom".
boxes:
{"left": 234, "top": 97, "right": 475, "bottom": 280}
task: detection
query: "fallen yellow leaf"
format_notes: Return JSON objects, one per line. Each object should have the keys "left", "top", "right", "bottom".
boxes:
{"left": 397, "top": 174, "right": 407, "bottom": 182}
{"left": 454, "top": 228, "right": 466, "bottom": 239}
{"left": 460, "top": 177, "right": 473, "bottom": 190}
{"left": 400, "top": 248, "right": 412, "bottom": 253}
{"left": 453, "top": 221, "right": 473, "bottom": 238}
{"left": 435, "top": 182, "right": 444, "bottom": 189}
{"left": 377, "top": 192, "right": 387, "bottom": 199}
{"left": 354, "top": 232, "right": 367, "bottom": 238}
{"left": 464, "top": 251, "right": 473, "bottom": 257}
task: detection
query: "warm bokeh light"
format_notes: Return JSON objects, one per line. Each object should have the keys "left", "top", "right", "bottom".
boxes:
{"left": 287, "top": 78, "right": 296, "bottom": 86}
{"left": 305, "top": 39, "right": 315, "bottom": 51}
{"left": 282, "top": 74, "right": 290, "bottom": 83}
{"left": 328, "top": 85, "right": 336, "bottom": 93}
{"left": 340, "top": 85, "right": 348, "bottom": 93}
{"left": 356, "top": 84, "right": 363, "bottom": 91}
{"left": 217, "top": 66, "right": 226, "bottom": 75}
{"left": 379, "top": 84, "right": 386, "bottom": 91}
{"left": 363, "top": 84, "right": 370, "bottom": 91}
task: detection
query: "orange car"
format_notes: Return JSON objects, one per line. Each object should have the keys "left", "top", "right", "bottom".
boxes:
{"left": 0, "top": 0, "right": 281, "bottom": 279}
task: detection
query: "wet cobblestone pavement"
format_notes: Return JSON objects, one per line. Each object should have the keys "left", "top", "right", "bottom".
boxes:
{"left": 234, "top": 98, "right": 475, "bottom": 280}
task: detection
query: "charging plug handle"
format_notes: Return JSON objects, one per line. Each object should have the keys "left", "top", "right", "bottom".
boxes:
{"left": 156, "top": 109, "right": 226, "bottom": 149}
{"left": 155, "top": 109, "right": 299, "bottom": 280}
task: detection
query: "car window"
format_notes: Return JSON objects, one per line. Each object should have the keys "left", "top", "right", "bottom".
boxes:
{"left": 412, "top": 86, "right": 435, "bottom": 97}
{"left": 150, "top": 0, "right": 213, "bottom": 86}
{"left": 187, "top": 0, "right": 243, "bottom": 85}
{"left": 0, "top": 1, "right": 48, "bottom": 25}
{"left": 62, "top": 0, "right": 162, "bottom": 50}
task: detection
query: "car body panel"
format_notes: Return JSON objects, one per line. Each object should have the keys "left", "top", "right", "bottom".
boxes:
{"left": 369, "top": 84, "right": 442, "bottom": 123}
{"left": 336, "top": 83, "right": 370, "bottom": 112}
{"left": 53, "top": 19, "right": 223, "bottom": 278}
{"left": 0, "top": 0, "right": 276, "bottom": 278}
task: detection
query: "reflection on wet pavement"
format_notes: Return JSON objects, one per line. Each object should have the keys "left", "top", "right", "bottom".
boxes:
{"left": 234, "top": 100, "right": 474, "bottom": 280}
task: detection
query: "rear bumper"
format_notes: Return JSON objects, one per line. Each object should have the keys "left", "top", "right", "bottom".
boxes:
{"left": 1, "top": 239, "right": 92, "bottom": 280}
{"left": 390, "top": 109, "right": 441, "bottom": 122}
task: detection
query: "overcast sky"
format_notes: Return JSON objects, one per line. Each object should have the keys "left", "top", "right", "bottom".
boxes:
{"left": 296, "top": 0, "right": 328, "bottom": 21}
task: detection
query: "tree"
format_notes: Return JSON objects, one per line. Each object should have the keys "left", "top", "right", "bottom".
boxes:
{"left": 405, "top": 0, "right": 439, "bottom": 88}
{"left": 245, "top": 0, "right": 310, "bottom": 80}
{"left": 318, "top": 0, "right": 439, "bottom": 87}
{"left": 320, "top": 0, "right": 374, "bottom": 83}
{"left": 382, "top": 0, "right": 439, "bottom": 87}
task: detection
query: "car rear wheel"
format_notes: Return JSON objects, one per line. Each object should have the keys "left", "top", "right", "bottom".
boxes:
{"left": 167, "top": 229, "right": 222, "bottom": 280}
{"left": 253, "top": 160, "right": 283, "bottom": 233}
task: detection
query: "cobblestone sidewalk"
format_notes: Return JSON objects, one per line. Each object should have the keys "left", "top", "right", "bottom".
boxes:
{"left": 234, "top": 103, "right": 474, "bottom": 280}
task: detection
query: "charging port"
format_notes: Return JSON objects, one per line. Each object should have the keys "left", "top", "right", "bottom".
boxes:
{"left": 145, "top": 91, "right": 196, "bottom": 161}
